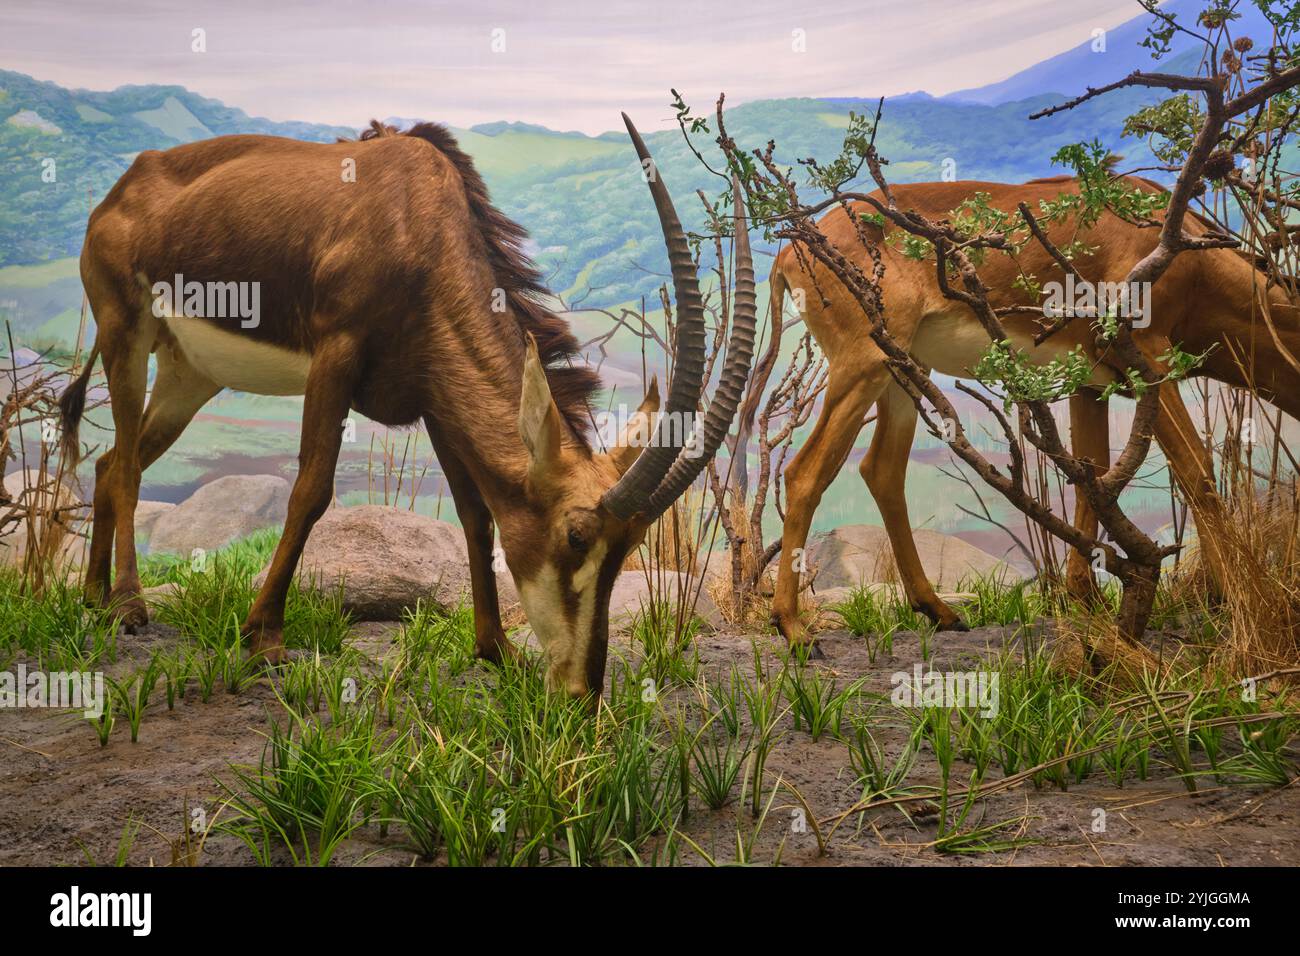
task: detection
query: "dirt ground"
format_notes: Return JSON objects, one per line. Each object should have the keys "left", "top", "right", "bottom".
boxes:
{"left": 2, "top": 619, "right": 1297, "bottom": 867}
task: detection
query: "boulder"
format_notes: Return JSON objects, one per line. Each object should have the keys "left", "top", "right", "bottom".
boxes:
{"left": 3, "top": 468, "right": 81, "bottom": 513}
{"left": 134, "top": 500, "right": 176, "bottom": 548}
{"left": 253, "top": 505, "right": 517, "bottom": 619}
{"left": 143, "top": 581, "right": 181, "bottom": 606}
{"left": 808, "top": 524, "right": 1018, "bottom": 591}
{"left": 248, "top": 505, "right": 723, "bottom": 629}
{"left": 149, "top": 475, "right": 290, "bottom": 555}
{"left": 812, "top": 583, "right": 976, "bottom": 609}
{"left": 608, "top": 570, "right": 719, "bottom": 629}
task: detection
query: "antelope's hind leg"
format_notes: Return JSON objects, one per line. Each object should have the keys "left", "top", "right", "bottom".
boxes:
{"left": 85, "top": 335, "right": 221, "bottom": 614}
{"left": 86, "top": 294, "right": 157, "bottom": 631}
{"left": 860, "top": 380, "right": 967, "bottom": 631}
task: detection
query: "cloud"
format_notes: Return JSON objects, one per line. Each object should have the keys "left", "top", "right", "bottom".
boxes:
{"left": 1, "top": 0, "right": 1149, "bottom": 133}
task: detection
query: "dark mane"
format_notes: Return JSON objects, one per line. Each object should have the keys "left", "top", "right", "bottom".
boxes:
{"left": 355, "top": 120, "right": 600, "bottom": 441}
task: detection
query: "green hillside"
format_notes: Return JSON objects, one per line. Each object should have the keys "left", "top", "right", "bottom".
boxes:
{"left": 0, "top": 65, "right": 1177, "bottom": 336}
{"left": 0, "top": 66, "right": 1203, "bottom": 544}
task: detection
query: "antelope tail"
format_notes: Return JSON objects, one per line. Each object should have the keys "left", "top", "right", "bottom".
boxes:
{"left": 58, "top": 342, "right": 100, "bottom": 470}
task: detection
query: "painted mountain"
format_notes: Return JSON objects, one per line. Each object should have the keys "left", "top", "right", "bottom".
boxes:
{"left": 0, "top": 0, "right": 1272, "bottom": 555}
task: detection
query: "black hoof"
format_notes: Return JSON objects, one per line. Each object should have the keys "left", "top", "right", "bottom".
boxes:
{"left": 246, "top": 639, "right": 292, "bottom": 667}
{"left": 791, "top": 640, "right": 825, "bottom": 662}
{"left": 117, "top": 608, "right": 149, "bottom": 635}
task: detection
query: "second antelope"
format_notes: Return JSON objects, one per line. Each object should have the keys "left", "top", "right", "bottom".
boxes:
{"left": 769, "top": 174, "right": 1300, "bottom": 648}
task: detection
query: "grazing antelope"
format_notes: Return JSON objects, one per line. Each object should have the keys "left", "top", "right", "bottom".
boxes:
{"left": 59, "top": 115, "right": 756, "bottom": 697}
{"left": 769, "top": 175, "right": 1300, "bottom": 647}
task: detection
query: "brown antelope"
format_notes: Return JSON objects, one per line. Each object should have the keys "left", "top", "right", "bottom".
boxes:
{"left": 769, "top": 175, "right": 1300, "bottom": 648}
{"left": 59, "top": 115, "right": 757, "bottom": 697}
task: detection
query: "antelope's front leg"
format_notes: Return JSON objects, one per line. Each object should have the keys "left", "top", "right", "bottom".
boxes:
{"left": 1150, "top": 365, "right": 1228, "bottom": 599}
{"left": 422, "top": 420, "right": 519, "bottom": 665}
{"left": 242, "top": 335, "right": 357, "bottom": 664}
{"left": 860, "top": 381, "right": 967, "bottom": 631}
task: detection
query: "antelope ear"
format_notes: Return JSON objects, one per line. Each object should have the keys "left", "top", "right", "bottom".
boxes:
{"left": 609, "top": 377, "right": 660, "bottom": 476}
{"left": 519, "top": 335, "right": 564, "bottom": 482}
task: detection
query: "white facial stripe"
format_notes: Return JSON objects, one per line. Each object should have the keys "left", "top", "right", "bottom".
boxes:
{"left": 517, "top": 540, "right": 609, "bottom": 696}
{"left": 571, "top": 539, "right": 608, "bottom": 594}
{"left": 518, "top": 565, "right": 566, "bottom": 652}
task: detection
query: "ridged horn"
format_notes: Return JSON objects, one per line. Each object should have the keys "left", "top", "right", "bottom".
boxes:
{"left": 601, "top": 113, "right": 708, "bottom": 520}
{"left": 643, "top": 174, "right": 757, "bottom": 519}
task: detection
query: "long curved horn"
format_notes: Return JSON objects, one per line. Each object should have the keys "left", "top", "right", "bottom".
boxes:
{"left": 601, "top": 113, "right": 707, "bottom": 520}
{"left": 643, "top": 174, "right": 758, "bottom": 519}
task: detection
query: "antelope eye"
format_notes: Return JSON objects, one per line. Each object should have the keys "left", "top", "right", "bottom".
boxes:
{"left": 567, "top": 528, "right": 588, "bottom": 552}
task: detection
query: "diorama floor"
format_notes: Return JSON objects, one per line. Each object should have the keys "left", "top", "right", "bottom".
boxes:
{"left": 2, "top": 619, "right": 1295, "bottom": 867}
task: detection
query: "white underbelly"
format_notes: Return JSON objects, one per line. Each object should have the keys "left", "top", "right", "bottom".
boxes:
{"left": 163, "top": 316, "right": 311, "bottom": 395}
{"left": 910, "top": 311, "right": 1117, "bottom": 387}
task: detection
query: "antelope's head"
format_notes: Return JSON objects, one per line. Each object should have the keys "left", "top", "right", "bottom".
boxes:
{"left": 498, "top": 113, "right": 757, "bottom": 700}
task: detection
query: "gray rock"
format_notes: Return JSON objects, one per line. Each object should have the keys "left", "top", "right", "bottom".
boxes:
{"left": 135, "top": 500, "right": 176, "bottom": 548}
{"left": 608, "top": 570, "right": 718, "bottom": 629}
{"left": 808, "top": 524, "right": 1018, "bottom": 590}
{"left": 253, "top": 504, "right": 517, "bottom": 619}
{"left": 143, "top": 581, "right": 181, "bottom": 605}
{"left": 149, "top": 475, "right": 290, "bottom": 555}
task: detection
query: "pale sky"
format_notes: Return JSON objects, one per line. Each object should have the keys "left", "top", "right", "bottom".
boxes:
{"left": 2, "top": 0, "right": 1153, "bottom": 134}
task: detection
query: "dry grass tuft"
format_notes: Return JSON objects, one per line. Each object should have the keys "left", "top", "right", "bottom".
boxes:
{"left": 624, "top": 492, "right": 703, "bottom": 574}
{"left": 1172, "top": 484, "right": 1300, "bottom": 677}
{"left": 1050, "top": 609, "right": 1164, "bottom": 690}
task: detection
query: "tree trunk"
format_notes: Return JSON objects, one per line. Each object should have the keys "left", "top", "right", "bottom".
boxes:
{"left": 1116, "top": 561, "right": 1160, "bottom": 644}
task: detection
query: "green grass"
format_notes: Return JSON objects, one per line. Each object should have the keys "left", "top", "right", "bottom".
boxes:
{"left": 218, "top": 614, "right": 822, "bottom": 865}
{"left": 0, "top": 570, "right": 120, "bottom": 670}
{"left": 783, "top": 663, "right": 863, "bottom": 741}
{"left": 955, "top": 573, "right": 1050, "bottom": 628}
{"left": 3, "top": 546, "right": 1297, "bottom": 865}
{"left": 829, "top": 568, "right": 1232, "bottom": 644}
{"left": 218, "top": 707, "right": 389, "bottom": 866}
{"left": 144, "top": 526, "right": 351, "bottom": 655}
{"left": 829, "top": 585, "right": 932, "bottom": 658}
{"left": 139, "top": 525, "right": 281, "bottom": 587}
{"left": 628, "top": 599, "right": 702, "bottom": 688}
